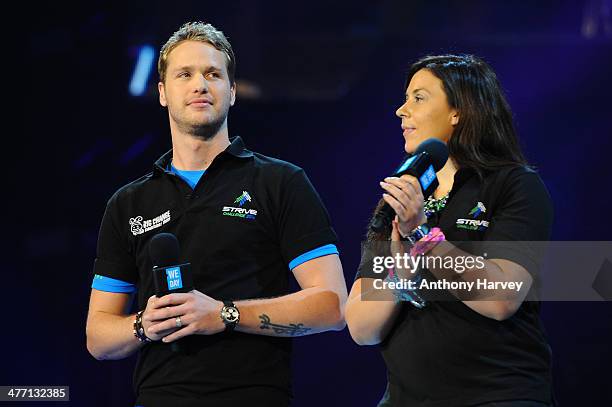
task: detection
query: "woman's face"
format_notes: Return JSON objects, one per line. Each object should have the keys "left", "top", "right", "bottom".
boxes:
{"left": 395, "top": 69, "right": 459, "bottom": 154}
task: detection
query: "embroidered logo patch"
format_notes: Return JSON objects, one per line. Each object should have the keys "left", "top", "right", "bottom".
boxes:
{"left": 129, "top": 210, "right": 171, "bottom": 236}
{"left": 469, "top": 202, "right": 486, "bottom": 218}
{"left": 456, "top": 218, "right": 490, "bottom": 231}
{"left": 456, "top": 202, "right": 489, "bottom": 231}
{"left": 234, "top": 191, "right": 252, "bottom": 207}
{"left": 222, "top": 191, "right": 257, "bottom": 220}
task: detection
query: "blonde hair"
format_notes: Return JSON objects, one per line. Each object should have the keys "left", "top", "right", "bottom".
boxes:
{"left": 158, "top": 21, "right": 235, "bottom": 84}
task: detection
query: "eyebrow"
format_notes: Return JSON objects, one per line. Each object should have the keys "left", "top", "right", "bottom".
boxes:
{"left": 407, "top": 87, "right": 430, "bottom": 95}
{"left": 172, "top": 65, "right": 222, "bottom": 74}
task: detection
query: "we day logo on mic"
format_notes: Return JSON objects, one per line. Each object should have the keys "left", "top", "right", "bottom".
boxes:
{"left": 419, "top": 165, "right": 437, "bottom": 191}
{"left": 166, "top": 267, "right": 183, "bottom": 290}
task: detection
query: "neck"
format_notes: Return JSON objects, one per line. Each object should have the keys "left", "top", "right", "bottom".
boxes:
{"left": 170, "top": 122, "right": 231, "bottom": 171}
{"left": 434, "top": 158, "right": 458, "bottom": 198}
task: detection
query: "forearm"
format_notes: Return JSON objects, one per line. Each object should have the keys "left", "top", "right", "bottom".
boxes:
{"left": 426, "top": 241, "right": 515, "bottom": 293}
{"left": 234, "top": 286, "right": 345, "bottom": 337}
{"left": 86, "top": 312, "right": 143, "bottom": 360}
{"left": 424, "top": 241, "right": 530, "bottom": 320}
{"left": 345, "top": 279, "right": 401, "bottom": 345}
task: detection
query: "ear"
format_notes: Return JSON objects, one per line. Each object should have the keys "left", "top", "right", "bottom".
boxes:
{"left": 158, "top": 82, "right": 167, "bottom": 107}
{"left": 450, "top": 109, "right": 459, "bottom": 126}
{"left": 229, "top": 82, "right": 236, "bottom": 106}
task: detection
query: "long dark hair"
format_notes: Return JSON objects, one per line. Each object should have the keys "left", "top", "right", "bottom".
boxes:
{"left": 367, "top": 54, "right": 528, "bottom": 241}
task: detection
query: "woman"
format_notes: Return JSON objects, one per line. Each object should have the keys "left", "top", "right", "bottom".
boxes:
{"left": 345, "top": 54, "right": 555, "bottom": 407}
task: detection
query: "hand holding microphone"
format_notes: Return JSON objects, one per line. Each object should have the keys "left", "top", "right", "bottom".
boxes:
{"left": 147, "top": 290, "right": 226, "bottom": 343}
{"left": 139, "top": 295, "right": 183, "bottom": 342}
{"left": 140, "top": 232, "right": 195, "bottom": 348}
{"left": 371, "top": 138, "right": 449, "bottom": 235}
{"left": 380, "top": 174, "right": 428, "bottom": 238}
{"left": 142, "top": 233, "right": 225, "bottom": 348}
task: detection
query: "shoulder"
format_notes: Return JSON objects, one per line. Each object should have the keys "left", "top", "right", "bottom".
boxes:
{"left": 484, "top": 165, "right": 554, "bottom": 221}
{"left": 251, "top": 152, "right": 305, "bottom": 181}
{"left": 480, "top": 165, "right": 554, "bottom": 241}
{"left": 105, "top": 171, "right": 156, "bottom": 208}
{"left": 484, "top": 165, "right": 551, "bottom": 199}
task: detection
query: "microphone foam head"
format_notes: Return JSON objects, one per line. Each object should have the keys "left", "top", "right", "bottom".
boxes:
{"left": 149, "top": 232, "right": 180, "bottom": 267}
{"left": 415, "top": 138, "right": 449, "bottom": 172}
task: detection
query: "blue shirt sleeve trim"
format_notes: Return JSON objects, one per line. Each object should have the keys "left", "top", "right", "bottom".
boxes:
{"left": 289, "top": 244, "right": 339, "bottom": 270}
{"left": 91, "top": 274, "right": 137, "bottom": 293}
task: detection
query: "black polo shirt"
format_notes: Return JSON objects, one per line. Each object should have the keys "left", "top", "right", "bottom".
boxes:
{"left": 357, "top": 165, "right": 554, "bottom": 407}
{"left": 93, "top": 136, "right": 338, "bottom": 406}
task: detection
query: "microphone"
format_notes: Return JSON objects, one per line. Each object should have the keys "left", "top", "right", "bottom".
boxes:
{"left": 149, "top": 233, "right": 194, "bottom": 296}
{"left": 370, "top": 138, "right": 449, "bottom": 233}
{"left": 148, "top": 232, "right": 194, "bottom": 352}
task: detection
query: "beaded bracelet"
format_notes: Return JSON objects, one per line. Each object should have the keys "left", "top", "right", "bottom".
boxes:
{"left": 389, "top": 271, "right": 427, "bottom": 308}
{"left": 409, "top": 227, "right": 446, "bottom": 257}
{"left": 133, "top": 310, "right": 152, "bottom": 343}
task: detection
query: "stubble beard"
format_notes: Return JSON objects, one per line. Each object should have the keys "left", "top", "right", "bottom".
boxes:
{"left": 174, "top": 106, "right": 229, "bottom": 141}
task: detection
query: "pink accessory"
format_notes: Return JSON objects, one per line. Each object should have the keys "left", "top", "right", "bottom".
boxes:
{"left": 410, "top": 227, "right": 445, "bottom": 257}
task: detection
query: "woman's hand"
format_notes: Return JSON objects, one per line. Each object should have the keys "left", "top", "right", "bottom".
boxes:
{"left": 380, "top": 175, "right": 428, "bottom": 237}
{"left": 390, "top": 218, "right": 402, "bottom": 242}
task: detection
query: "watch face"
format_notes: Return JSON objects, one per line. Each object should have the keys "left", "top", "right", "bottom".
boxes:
{"left": 223, "top": 306, "right": 239, "bottom": 323}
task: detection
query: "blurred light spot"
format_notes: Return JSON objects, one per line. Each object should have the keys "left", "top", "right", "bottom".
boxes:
{"left": 121, "top": 134, "right": 154, "bottom": 165}
{"left": 129, "top": 45, "right": 155, "bottom": 96}
{"left": 74, "top": 139, "right": 113, "bottom": 169}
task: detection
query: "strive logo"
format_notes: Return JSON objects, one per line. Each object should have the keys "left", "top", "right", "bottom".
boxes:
{"left": 234, "top": 191, "right": 252, "bottom": 207}
{"left": 222, "top": 191, "right": 257, "bottom": 220}
{"left": 469, "top": 201, "right": 487, "bottom": 218}
{"left": 457, "top": 201, "right": 489, "bottom": 231}
{"left": 456, "top": 218, "right": 490, "bottom": 231}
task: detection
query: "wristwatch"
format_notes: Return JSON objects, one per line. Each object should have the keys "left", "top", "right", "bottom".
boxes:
{"left": 401, "top": 222, "right": 432, "bottom": 244}
{"left": 220, "top": 300, "right": 240, "bottom": 332}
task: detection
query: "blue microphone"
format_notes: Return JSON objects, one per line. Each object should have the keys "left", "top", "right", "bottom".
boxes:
{"left": 370, "top": 138, "right": 449, "bottom": 233}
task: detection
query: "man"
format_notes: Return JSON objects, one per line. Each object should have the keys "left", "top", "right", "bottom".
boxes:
{"left": 86, "top": 21, "right": 347, "bottom": 407}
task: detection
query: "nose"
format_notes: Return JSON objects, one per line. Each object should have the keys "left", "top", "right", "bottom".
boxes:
{"left": 194, "top": 74, "right": 209, "bottom": 93}
{"left": 396, "top": 101, "right": 410, "bottom": 118}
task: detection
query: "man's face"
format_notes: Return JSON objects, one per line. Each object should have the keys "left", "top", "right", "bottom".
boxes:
{"left": 159, "top": 40, "right": 236, "bottom": 139}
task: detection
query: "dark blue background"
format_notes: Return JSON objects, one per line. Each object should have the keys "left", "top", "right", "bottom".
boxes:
{"left": 10, "top": 1, "right": 611, "bottom": 405}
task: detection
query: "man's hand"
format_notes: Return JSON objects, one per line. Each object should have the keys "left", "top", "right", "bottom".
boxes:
{"left": 140, "top": 295, "right": 181, "bottom": 341}
{"left": 144, "top": 290, "right": 225, "bottom": 343}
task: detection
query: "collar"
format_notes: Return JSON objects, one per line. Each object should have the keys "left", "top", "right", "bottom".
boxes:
{"left": 153, "top": 136, "right": 253, "bottom": 177}
{"left": 453, "top": 166, "right": 477, "bottom": 185}
{"left": 225, "top": 136, "right": 254, "bottom": 158}
{"left": 448, "top": 167, "right": 477, "bottom": 199}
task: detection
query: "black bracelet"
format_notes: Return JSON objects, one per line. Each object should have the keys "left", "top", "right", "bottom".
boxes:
{"left": 402, "top": 223, "right": 432, "bottom": 244}
{"left": 133, "top": 310, "right": 152, "bottom": 343}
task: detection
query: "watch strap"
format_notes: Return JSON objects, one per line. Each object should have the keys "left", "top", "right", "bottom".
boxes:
{"left": 402, "top": 222, "right": 432, "bottom": 244}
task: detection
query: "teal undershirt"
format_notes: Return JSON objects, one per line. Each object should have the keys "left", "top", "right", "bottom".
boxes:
{"left": 170, "top": 163, "right": 205, "bottom": 189}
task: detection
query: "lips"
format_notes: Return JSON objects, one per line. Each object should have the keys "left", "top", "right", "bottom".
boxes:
{"left": 402, "top": 126, "right": 416, "bottom": 136}
{"left": 188, "top": 98, "right": 212, "bottom": 106}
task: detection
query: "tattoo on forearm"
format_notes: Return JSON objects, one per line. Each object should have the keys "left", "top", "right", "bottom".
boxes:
{"left": 258, "top": 314, "right": 312, "bottom": 336}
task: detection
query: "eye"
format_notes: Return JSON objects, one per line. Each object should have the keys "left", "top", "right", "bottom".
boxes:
{"left": 206, "top": 72, "right": 221, "bottom": 79}
{"left": 414, "top": 94, "right": 424, "bottom": 102}
{"left": 178, "top": 72, "right": 190, "bottom": 78}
